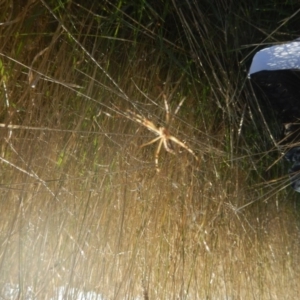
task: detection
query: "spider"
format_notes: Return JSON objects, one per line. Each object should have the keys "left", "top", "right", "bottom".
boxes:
{"left": 126, "top": 95, "right": 198, "bottom": 172}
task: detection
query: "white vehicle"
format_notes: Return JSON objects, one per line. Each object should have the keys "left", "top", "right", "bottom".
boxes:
{"left": 249, "top": 40, "right": 300, "bottom": 192}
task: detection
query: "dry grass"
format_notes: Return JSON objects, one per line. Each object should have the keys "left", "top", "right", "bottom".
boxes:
{"left": 0, "top": 1, "right": 300, "bottom": 299}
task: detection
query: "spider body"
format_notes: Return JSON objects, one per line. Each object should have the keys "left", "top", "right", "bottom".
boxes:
{"left": 126, "top": 96, "right": 198, "bottom": 172}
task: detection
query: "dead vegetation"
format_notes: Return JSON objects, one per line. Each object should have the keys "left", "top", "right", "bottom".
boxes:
{"left": 0, "top": 1, "right": 300, "bottom": 299}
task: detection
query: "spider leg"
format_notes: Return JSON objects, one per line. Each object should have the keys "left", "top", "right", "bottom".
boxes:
{"left": 169, "top": 135, "right": 198, "bottom": 161}
{"left": 163, "top": 138, "right": 176, "bottom": 154}
{"left": 163, "top": 95, "right": 186, "bottom": 126}
{"left": 174, "top": 97, "right": 186, "bottom": 115}
{"left": 140, "top": 136, "right": 161, "bottom": 148}
{"left": 155, "top": 139, "right": 164, "bottom": 172}
{"left": 126, "top": 111, "right": 160, "bottom": 135}
{"left": 163, "top": 94, "right": 170, "bottom": 125}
